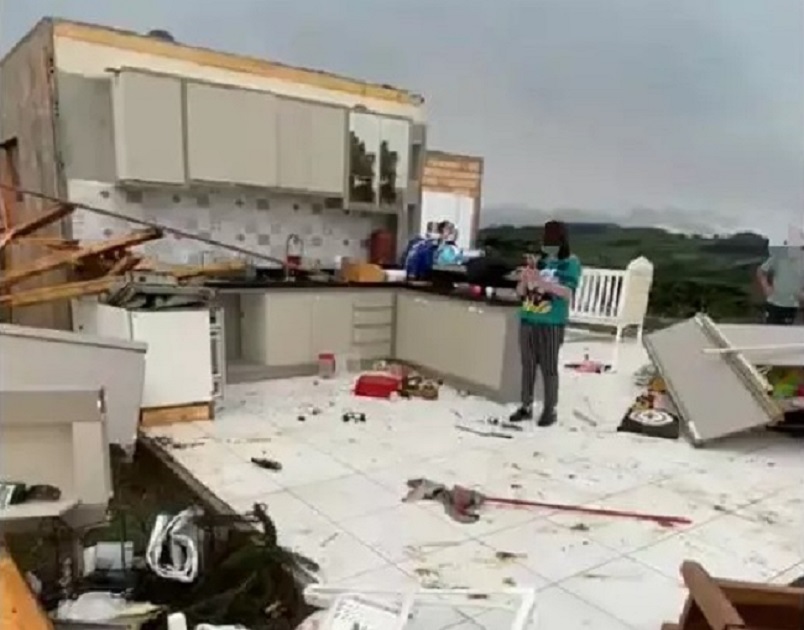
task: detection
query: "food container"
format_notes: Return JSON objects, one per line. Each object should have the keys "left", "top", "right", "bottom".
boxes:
{"left": 317, "top": 352, "right": 336, "bottom": 379}
{"left": 384, "top": 269, "right": 407, "bottom": 283}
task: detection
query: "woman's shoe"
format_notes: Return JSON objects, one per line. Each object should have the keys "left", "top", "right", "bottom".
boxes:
{"left": 537, "top": 409, "right": 557, "bottom": 427}
{"left": 509, "top": 406, "right": 533, "bottom": 422}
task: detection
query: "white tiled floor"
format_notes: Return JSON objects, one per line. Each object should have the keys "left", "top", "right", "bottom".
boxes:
{"left": 145, "top": 335, "right": 804, "bottom": 629}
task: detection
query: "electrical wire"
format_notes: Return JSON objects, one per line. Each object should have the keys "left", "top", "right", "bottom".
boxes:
{"left": 0, "top": 182, "right": 287, "bottom": 267}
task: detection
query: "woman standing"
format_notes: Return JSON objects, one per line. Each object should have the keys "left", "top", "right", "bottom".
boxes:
{"left": 510, "top": 220, "right": 582, "bottom": 426}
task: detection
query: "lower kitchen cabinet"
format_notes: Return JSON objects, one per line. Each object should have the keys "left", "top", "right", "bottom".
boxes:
{"left": 458, "top": 305, "right": 507, "bottom": 389}
{"left": 394, "top": 293, "right": 512, "bottom": 393}
{"left": 395, "top": 293, "right": 430, "bottom": 366}
{"left": 71, "top": 301, "right": 216, "bottom": 408}
{"left": 240, "top": 291, "right": 360, "bottom": 368}
{"left": 312, "top": 293, "right": 353, "bottom": 356}
{"left": 241, "top": 292, "right": 314, "bottom": 367}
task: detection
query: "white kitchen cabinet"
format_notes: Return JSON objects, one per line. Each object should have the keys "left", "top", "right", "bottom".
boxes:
{"left": 130, "top": 310, "right": 214, "bottom": 408}
{"left": 458, "top": 305, "right": 506, "bottom": 389}
{"left": 263, "top": 293, "right": 314, "bottom": 367}
{"left": 312, "top": 293, "right": 353, "bottom": 356}
{"left": 394, "top": 293, "right": 431, "bottom": 366}
{"left": 71, "top": 300, "right": 216, "bottom": 409}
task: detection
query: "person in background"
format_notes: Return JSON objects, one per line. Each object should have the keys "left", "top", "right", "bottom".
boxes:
{"left": 434, "top": 221, "right": 465, "bottom": 266}
{"left": 510, "top": 220, "right": 582, "bottom": 426}
{"left": 757, "top": 243, "right": 804, "bottom": 325}
{"left": 401, "top": 221, "right": 446, "bottom": 280}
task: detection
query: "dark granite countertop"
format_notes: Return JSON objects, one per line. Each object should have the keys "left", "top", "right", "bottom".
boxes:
{"left": 206, "top": 279, "right": 520, "bottom": 308}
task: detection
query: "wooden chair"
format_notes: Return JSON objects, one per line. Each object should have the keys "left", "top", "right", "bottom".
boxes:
{"left": 662, "top": 561, "right": 804, "bottom": 629}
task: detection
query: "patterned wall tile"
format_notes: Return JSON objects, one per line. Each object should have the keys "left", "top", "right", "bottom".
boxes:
{"left": 66, "top": 180, "right": 391, "bottom": 267}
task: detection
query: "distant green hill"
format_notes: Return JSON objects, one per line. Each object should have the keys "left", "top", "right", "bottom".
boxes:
{"left": 478, "top": 223, "right": 769, "bottom": 320}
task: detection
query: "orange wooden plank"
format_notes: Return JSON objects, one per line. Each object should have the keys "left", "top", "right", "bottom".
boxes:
{"left": 0, "top": 204, "right": 74, "bottom": 253}
{"left": 0, "top": 547, "right": 54, "bottom": 630}
{"left": 0, "top": 228, "right": 161, "bottom": 290}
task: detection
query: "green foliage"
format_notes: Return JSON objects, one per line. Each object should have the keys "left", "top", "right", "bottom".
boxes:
{"left": 478, "top": 223, "right": 770, "bottom": 320}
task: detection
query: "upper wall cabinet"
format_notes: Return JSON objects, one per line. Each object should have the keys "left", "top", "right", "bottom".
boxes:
{"left": 112, "top": 70, "right": 184, "bottom": 184}
{"left": 348, "top": 112, "right": 381, "bottom": 204}
{"left": 277, "top": 98, "right": 347, "bottom": 195}
{"left": 379, "top": 117, "right": 411, "bottom": 208}
{"left": 185, "top": 82, "right": 279, "bottom": 187}
{"left": 310, "top": 104, "right": 348, "bottom": 195}
{"left": 348, "top": 111, "right": 412, "bottom": 209}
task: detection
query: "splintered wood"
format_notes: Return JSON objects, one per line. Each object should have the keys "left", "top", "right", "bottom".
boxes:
{"left": 140, "top": 402, "right": 213, "bottom": 428}
{"left": 0, "top": 546, "right": 54, "bottom": 630}
{"left": 0, "top": 186, "right": 249, "bottom": 310}
{"left": 661, "top": 561, "right": 804, "bottom": 629}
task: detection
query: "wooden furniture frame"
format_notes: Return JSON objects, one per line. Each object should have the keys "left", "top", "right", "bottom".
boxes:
{"left": 662, "top": 561, "right": 804, "bottom": 629}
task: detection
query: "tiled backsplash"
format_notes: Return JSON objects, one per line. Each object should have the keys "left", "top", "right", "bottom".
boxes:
{"left": 66, "top": 179, "right": 393, "bottom": 267}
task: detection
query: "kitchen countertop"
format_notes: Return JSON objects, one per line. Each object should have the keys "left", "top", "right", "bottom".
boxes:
{"left": 206, "top": 279, "right": 521, "bottom": 308}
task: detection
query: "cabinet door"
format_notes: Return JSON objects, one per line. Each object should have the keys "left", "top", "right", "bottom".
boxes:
{"left": 277, "top": 99, "right": 312, "bottom": 190}
{"left": 461, "top": 306, "right": 506, "bottom": 389}
{"left": 395, "top": 293, "right": 422, "bottom": 364}
{"left": 310, "top": 104, "right": 347, "bottom": 195}
{"left": 131, "top": 310, "right": 214, "bottom": 407}
{"left": 240, "top": 294, "right": 267, "bottom": 364}
{"left": 311, "top": 293, "right": 353, "bottom": 356}
{"left": 264, "top": 293, "right": 314, "bottom": 366}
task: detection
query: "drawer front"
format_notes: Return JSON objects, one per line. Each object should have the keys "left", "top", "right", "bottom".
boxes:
{"left": 353, "top": 325, "right": 393, "bottom": 345}
{"left": 353, "top": 292, "right": 394, "bottom": 309}
{"left": 352, "top": 307, "right": 393, "bottom": 326}
{"left": 353, "top": 342, "right": 392, "bottom": 359}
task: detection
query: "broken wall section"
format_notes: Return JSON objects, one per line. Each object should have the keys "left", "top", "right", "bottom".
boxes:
{"left": 0, "top": 18, "right": 70, "bottom": 330}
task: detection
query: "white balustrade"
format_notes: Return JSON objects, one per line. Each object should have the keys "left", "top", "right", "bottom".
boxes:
{"left": 569, "top": 257, "right": 654, "bottom": 369}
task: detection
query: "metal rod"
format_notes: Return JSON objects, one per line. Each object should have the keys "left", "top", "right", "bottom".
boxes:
{"left": 703, "top": 343, "right": 804, "bottom": 354}
{"left": 0, "top": 182, "right": 287, "bottom": 268}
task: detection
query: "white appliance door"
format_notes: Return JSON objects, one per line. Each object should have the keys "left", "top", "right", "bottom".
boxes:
{"left": 454, "top": 194, "right": 475, "bottom": 249}
{"left": 131, "top": 310, "right": 214, "bottom": 408}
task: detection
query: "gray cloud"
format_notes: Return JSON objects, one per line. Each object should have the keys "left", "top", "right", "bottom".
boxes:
{"left": 2, "top": 0, "right": 802, "bottom": 238}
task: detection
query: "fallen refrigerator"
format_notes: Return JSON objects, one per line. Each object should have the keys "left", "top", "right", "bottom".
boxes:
{"left": 643, "top": 314, "right": 787, "bottom": 445}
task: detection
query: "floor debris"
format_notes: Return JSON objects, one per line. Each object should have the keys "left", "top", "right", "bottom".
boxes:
{"left": 404, "top": 478, "right": 692, "bottom": 527}
{"left": 455, "top": 424, "right": 513, "bottom": 439}
{"left": 250, "top": 457, "right": 283, "bottom": 471}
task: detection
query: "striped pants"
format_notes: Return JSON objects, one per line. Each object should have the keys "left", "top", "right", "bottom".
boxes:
{"left": 519, "top": 322, "right": 565, "bottom": 410}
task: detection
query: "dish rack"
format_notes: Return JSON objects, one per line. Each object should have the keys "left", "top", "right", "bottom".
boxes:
{"left": 304, "top": 585, "right": 537, "bottom": 630}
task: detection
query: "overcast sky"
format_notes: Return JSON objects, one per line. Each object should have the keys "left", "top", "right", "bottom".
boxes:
{"left": 2, "top": 0, "right": 802, "bottom": 238}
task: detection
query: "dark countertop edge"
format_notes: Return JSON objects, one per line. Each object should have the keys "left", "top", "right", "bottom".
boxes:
{"left": 208, "top": 281, "right": 520, "bottom": 308}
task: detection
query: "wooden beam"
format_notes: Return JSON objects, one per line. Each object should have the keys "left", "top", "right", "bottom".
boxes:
{"left": 0, "top": 228, "right": 161, "bottom": 290}
{"left": 0, "top": 203, "right": 74, "bottom": 252}
{"left": 0, "top": 277, "right": 118, "bottom": 308}
{"left": 107, "top": 254, "right": 141, "bottom": 276}
{"left": 169, "top": 259, "right": 247, "bottom": 280}
{"left": 0, "top": 546, "right": 54, "bottom": 630}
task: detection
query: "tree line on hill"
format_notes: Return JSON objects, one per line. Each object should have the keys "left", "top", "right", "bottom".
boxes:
{"left": 478, "top": 223, "right": 769, "bottom": 321}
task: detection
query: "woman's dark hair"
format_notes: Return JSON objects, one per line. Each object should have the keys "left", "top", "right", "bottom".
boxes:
{"left": 541, "top": 220, "right": 571, "bottom": 260}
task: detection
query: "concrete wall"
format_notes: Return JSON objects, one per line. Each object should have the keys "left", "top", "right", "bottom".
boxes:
{"left": 0, "top": 19, "right": 71, "bottom": 329}
{"left": 67, "top": 179, "right": 392, "bottom": 266}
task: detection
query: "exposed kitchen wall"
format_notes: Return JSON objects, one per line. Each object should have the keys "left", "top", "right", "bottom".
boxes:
{"left": 67, "top": 179, "right": 392, "bottom": 266}
{"left": 52, "top": 22, "right": 423, "bottom": 265}
{"left": 0, "top": 19, "right": 71, "bottom": 329}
